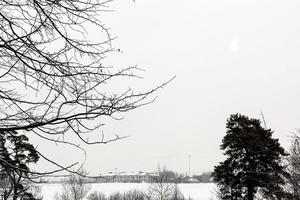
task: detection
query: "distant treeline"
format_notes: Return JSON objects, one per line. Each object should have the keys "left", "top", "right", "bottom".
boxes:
{"left": 45, "top": 169, "right": 213, "bottom": 184}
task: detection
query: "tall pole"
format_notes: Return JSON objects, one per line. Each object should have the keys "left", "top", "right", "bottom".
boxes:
{"left": 188, "top": 154, "right": 191, "bottom": 177}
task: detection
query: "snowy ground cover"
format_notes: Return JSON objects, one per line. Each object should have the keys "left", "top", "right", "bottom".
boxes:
{"left": 40, "top": 183, "right": 217, "bottom": 200}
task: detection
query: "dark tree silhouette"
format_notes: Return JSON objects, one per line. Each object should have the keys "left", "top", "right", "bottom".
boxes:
{"left": 0, "top": 130, "right": 41, "bottom": 200}
{"left": 212, "top": 114, "right": 288, "bottom": 200}
{"left": 0, "top": 0, "right": 171, "bottom": 177}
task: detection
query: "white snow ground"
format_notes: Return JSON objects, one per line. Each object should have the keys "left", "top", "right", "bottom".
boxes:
{"left": 40, "top": 183, "right": 217, "bottom": 200}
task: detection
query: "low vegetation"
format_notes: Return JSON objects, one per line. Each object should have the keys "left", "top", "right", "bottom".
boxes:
{"left": 55, "top": 170, "right": 193, "bottom": 200}
{"left": 86, "top": 188, "right": 190, "bottom": 200}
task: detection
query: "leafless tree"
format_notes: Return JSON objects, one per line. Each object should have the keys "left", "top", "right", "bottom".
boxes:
{"left": 0, "top": 0, "right": 172, "bottom": 177}
{"left": 55, "top": 170, "right": 91, "bottom": 200}
{"left": 285, "top": 135, "right": 300, "bottom": 199}
{"left": 146, "top": 168, "right": 185, "bottom": 200}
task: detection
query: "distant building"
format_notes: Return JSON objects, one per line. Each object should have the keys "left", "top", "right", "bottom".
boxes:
{"left": 96, "top": 171, "right": 159, "bottom": 183}
{"left": 186, "top": 177, "right": 200, "bottom": 183}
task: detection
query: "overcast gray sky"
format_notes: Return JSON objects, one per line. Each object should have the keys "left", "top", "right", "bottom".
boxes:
{"left": 32, "top": 0, "right": 300, "bottom": 175}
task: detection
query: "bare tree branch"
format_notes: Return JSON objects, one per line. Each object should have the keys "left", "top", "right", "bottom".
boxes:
{"left": 0, "top": 0, "right": 173, "bottom": 180}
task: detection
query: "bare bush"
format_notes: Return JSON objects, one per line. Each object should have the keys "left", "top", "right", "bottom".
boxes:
{"left": 88, "top": 191, "right": 107, "bottom": 200}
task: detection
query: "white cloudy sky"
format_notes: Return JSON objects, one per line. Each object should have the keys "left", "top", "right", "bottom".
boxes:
{"left": 32, "top": 0, "right": 300, "bottom": 175}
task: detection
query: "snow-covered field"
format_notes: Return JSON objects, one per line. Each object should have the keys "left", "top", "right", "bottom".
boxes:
{"left": 40, "top": 183, "right": 217, "bottom": 200}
